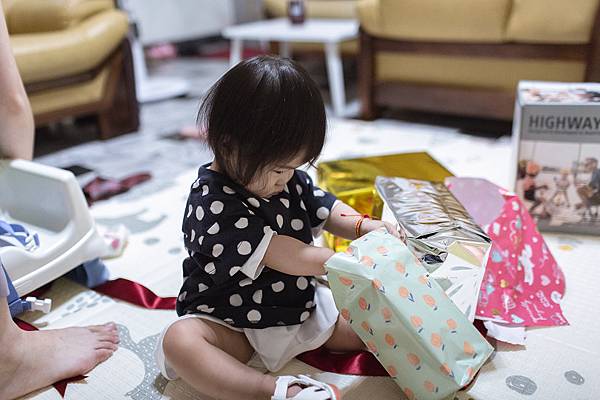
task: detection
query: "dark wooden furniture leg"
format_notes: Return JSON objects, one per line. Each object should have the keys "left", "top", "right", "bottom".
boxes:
{"left": 98, "top": 38, "right": 139, "bottom": 139}
{"left": 585, "top": 4, "right": 600, "bottom": 82}
{"left": 359, "top": 28, "right": 376, "bottom": 120}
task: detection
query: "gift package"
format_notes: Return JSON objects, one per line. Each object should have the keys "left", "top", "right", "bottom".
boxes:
{"left": 325, "top": 229, "right": 494, "bottom": 400}
{"left": 375, "top": 177, "right": 492, "bottom": 322}
{"left": 317, "top": 152, "right": 568, "bottom": 391}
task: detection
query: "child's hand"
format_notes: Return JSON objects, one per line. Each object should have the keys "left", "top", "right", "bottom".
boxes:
{"left": 360, "top": 219, "right": 406, "bottom": 242}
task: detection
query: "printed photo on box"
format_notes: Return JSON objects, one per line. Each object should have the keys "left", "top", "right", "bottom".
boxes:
{"left": 512, "top": 81, "right": 600, "bottom": 234}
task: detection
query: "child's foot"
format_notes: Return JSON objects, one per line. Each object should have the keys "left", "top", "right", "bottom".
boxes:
{"left": 0, "top": 322, "right": 119, "bottom": 400}
{"left": 273, "top": 375, "right": 341, "bottom": 399}
{"left": 287, "top": 384, "right": 303, "bottom": 397}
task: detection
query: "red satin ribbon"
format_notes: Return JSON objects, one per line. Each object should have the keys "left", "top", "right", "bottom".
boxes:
{"left": 95, "top": 278, "right": 390, "bottom": 376}
{"left": 15, "top": 319, "right": 87, "bottom": 397}
{"left": 95, "top": 278, "right": 176, "bottom": 309}
{"left": 297, "top": 347, "right": 387, "bottom": 376}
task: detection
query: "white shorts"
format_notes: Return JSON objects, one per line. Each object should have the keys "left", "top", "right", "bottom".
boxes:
{"left": 155, "top": 283, "right": 339, "bottom": 378}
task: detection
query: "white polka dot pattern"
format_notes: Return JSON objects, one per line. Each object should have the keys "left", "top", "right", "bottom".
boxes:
{"left": 210, "top": 201, "right": 224, "bottom": 214}
{"left": 195, "top": 206, "right": 204, "bottom": 221}
{"left": 207, "top": 222, "right": 220, "bottom": 235}
{"left": 204, "top": 262, "right": 216, "bottom": 274}
{"left": 237, "top": 241, "right": 252, "bottom": 255}
{"left": 235, "top": 217, "right": 248, "bottom": 229}
{"left": 198, "top": 283, "right": 209, "bottom": 292}
{"left": 247, "top": 310, "right": 261, "bottom": 323}
{"left": 296, "top": 277, "right": 309, "bottom": 290}
{"left": 252, "top": 289, "right": 263, "bottom": 304}
{"left": 300, "top": 311, "right": 310, "bottom": 322}
{"left": 229, "top": 294, "right": 243, "bottom": 307}
{"left": 316, "top": 206, "right": 330, "bottom": 220}
{"left": 291, "top": 219, "right": 304, "bottom": 231}
{"left": 271, "top": 281, "right": 285, "bottom": 292}
{"left": 196, "top": 304, "right": 214, "bottom": 313}
{"left": 212, "top": 244, "right": 224, "bottom": 257}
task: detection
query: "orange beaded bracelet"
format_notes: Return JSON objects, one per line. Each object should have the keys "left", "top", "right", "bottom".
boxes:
{"left": 340, "top": 213, "right": 372, "bottom": 239}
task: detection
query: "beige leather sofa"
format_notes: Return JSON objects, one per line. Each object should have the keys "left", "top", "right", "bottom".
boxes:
{"left": 358, "top": 0, "right": 600, "bottom": 120}
{"left": 3, "top": 0, "right": 139, "bottom": 139}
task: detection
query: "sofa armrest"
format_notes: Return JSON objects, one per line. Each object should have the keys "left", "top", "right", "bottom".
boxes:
{"left": 7, "top": 0, "right": 114, "bottom": 34}
{"left": 11, "top": 10, "right": 129, "bottom": 83}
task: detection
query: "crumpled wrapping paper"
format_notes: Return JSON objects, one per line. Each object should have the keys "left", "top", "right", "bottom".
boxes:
{"left": 446, "top": 177, "right": 568, "bottom": 328}
{"left": 376, "top": 177, "right": 491, "bottom": 322}
{"left": 317, "top": 152, "right": 453, "bottom": 251}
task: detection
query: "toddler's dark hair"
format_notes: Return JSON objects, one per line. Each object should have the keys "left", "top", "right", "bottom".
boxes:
{"left": 197, "top": 55, "right": 326, "bottom": 185}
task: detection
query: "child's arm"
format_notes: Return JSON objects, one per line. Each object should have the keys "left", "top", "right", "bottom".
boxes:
{"left": 324, "top": 202, "right": 402, "bottom": 241}
{"left": 262, "top": 235, "right": 334, "bottom": 276}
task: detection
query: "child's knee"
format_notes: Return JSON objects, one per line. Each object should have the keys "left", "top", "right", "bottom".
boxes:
{"left": 163, "top": 319, "right": 216, "bottom": 359}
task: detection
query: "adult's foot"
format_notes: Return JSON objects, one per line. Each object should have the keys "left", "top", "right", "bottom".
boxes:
{"left": 0, "top": 322, "right": 119, "bottom": 400}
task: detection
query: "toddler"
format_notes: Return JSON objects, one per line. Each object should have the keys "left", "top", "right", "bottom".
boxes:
{"left": 155, "top": 56, "right": 399, "bottom": 400}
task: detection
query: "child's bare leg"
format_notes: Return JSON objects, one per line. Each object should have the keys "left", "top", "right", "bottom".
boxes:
{"left": 323, "top": 316, "right": 366, "bottom": 352}
{"left": 163, "top": 318, "right": 279, "bottom": 400}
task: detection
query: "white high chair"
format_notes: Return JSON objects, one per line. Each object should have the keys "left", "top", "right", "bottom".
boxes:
{"left": 0, "top": 159, "right": 105, "bottom": 296}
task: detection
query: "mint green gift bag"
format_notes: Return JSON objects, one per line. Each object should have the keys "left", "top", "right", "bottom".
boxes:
{"left": 325, "top": 229, "right": 493, "bottom": 400}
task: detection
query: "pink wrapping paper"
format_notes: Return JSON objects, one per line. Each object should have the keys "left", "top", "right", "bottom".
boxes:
{"left": 446, "top": 178, "right": 568, "bottom": 327}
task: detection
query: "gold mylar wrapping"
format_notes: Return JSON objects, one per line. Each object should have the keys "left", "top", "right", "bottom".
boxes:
{"left": 317, "top": 152, "right": 453, "bottom": 251}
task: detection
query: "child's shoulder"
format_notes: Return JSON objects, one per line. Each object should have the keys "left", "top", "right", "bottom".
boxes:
{"left": 187, "top": 165, "right": 252, "bottom": 214}
{"left": 291, "top": 169, "right": 320, "bottom": 192}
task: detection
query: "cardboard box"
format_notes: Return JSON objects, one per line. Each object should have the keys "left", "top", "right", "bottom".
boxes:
{"left": 512, "top": 81, "right": 600, "bottom": 234}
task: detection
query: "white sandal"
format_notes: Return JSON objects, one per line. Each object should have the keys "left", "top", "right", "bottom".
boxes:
{"left": 271, "top": 375, "right": 341, "bottom": 400}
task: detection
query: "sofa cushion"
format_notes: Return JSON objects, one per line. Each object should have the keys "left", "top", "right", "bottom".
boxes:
{"left": 506, "top": 0, "right": 599, "bottom": 44}
{"left": 360, "top": 0, "right": 511, "bottom": 42}
{"left": 10, "top": 10, "right": 128, "bottom": 84}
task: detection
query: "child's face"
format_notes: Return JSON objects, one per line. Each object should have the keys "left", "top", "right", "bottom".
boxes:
{"left": 246, "top": 154, "right": 306, "bottom": 198}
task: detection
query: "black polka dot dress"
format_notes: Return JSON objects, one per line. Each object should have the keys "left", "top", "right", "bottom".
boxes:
{"left": 176, "top": 164, "right": 337, "bottom": 329}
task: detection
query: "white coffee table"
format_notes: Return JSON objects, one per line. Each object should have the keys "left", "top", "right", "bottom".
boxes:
{"left": 222, "top": 18, "right": 359, "bottom": 117}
